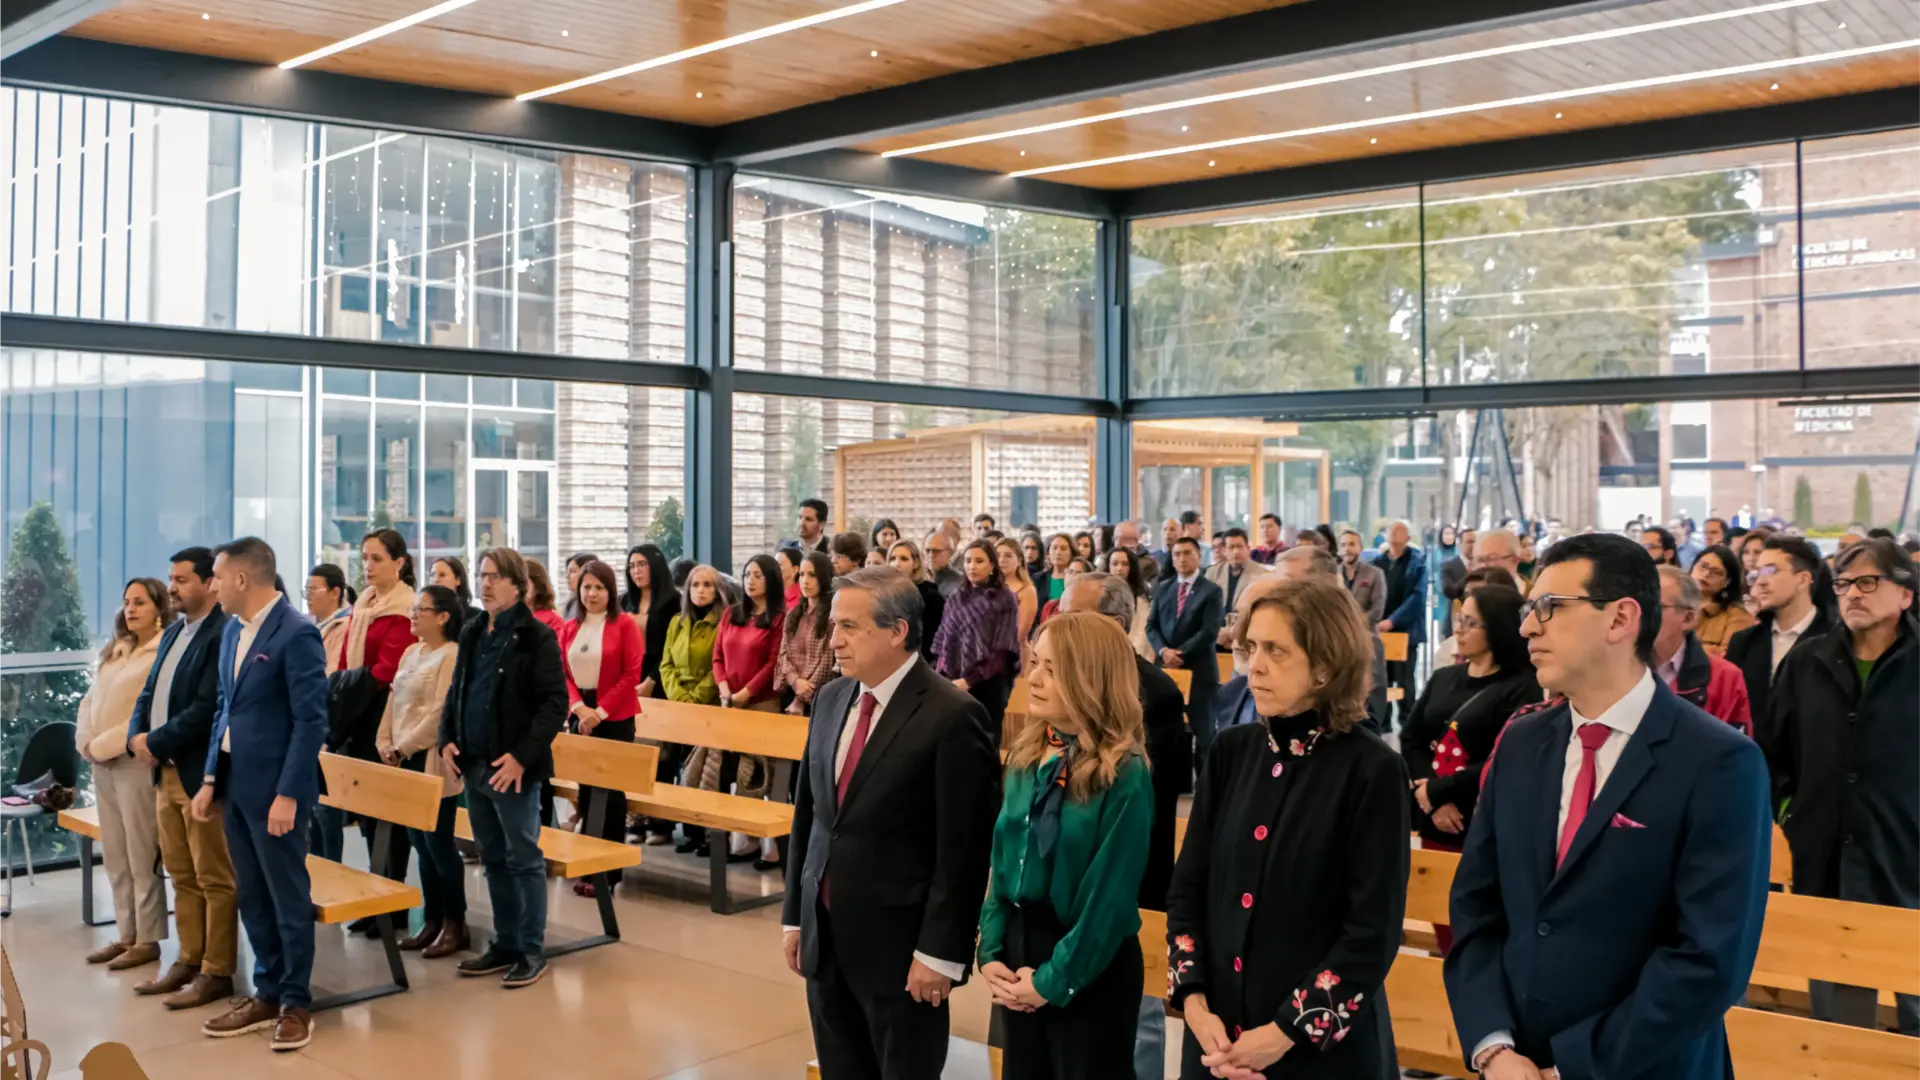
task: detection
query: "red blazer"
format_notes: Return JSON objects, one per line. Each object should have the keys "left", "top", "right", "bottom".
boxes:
{"left": 559, "top": 614, "right": 645, "bottom": 722}
{"left": 1669, "top": 634, "right": 1754, "bottom": 737}
{"left": 337, "top": 613, "right": 414, "bottom": 688}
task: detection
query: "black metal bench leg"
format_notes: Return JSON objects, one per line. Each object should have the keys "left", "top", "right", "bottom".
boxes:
{"left": 309, "top": 910, "right": 410, "bottom": 1013}
{"left": 707, "top": 828, "right": 785, "bottom": 915}
{"left": 541, "top": 791, "right": 621, "bottom": 957}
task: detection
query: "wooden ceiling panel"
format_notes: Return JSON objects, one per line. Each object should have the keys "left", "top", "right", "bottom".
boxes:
{"left": 857, "top": 0, "right": 1920, "bottom": 187}
{"left": 67, "top": 0, "right": 1307, "bottom": 124}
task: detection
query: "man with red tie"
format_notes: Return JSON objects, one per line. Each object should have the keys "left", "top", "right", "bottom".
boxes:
{"left": 1444, "top": 534, "right": 1771, "bottom": 1080}
{"left": 782, "top": 567, "right": 999, "bottom": 1080}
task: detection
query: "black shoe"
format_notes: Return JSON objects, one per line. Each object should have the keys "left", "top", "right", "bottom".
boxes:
{"left": 752, "top": 857, "right": 782, "bottom": 872}
{"left": 456, "top": 947, "right": 515, "bottom": 978}
{"left": 672, "top": 836, "right": 699, "bottom": 854}
{"left": 502, "top": 955, "right": 548, "bottom": 989}
{"left": 345, "top": 916, "right": 382, "bottom": 938}
{"left": 727, "top": 848, "right": 757, "bottom": 864}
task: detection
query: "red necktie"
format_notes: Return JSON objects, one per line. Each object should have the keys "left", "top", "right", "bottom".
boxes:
{"left": 1177, "top": 581, "right": 1191, "bottom": 617}
{"left": 1556, "top": 723, "right": 1614, "bottom": 868}
{"left": 824, "top": 692, "right": 877, "bottom": 912}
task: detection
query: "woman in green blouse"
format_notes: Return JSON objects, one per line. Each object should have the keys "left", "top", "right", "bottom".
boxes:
{"left": 979, "top": 611, "right": 1153, "bottom": 1080}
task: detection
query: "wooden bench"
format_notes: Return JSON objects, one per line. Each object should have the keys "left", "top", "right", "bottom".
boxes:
{"left": 1381, "top": 631, "right": 1409, "bottom": 702}
{"left": 310, "top": 752, "right": 437, "bottom": 1011}
{"left": 556, "top": 699, "right": 805, "bottom": 915}
{"left": 54, "top": 806, "right": 117, "bottom": 928}
{"left": 455, "top": 732, "right": 656, "bottom": 955}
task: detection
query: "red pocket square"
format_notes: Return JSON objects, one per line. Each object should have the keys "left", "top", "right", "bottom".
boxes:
{"left": 1610, "top": 812, "right": 1646, "bottom": 829}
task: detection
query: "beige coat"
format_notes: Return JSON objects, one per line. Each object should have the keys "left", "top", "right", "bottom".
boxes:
{"left": 374, "top": 641, "right": 459, "bottom": 796}
{"left": 76, "top": 634, "right": 162, "bottom": 764}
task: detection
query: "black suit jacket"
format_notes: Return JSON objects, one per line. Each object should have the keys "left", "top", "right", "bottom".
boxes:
{"left": 1146, "top": 574, "right": 1224, "bottom": 719}
{"left": 1135, "top": 654, "right": 1187, "bottom": 912}
{"left": 439, "top": 605, "right": 569, "bottom": 782}
{"left": 1725, "top": 606, "right": 1831, "bottom": 727}
{"left": 782, "top": 657, "right": 999, "bottom": 995}
{"left": 127, "top": 606, "right": 232, "bottom": 797}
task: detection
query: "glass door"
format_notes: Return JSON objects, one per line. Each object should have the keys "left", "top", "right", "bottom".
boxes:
{"left": 469, "top": 462, "right": 554, "bottom": 568}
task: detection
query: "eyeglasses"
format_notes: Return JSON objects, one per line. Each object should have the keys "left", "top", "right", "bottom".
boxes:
{"left": 478, "top": 570, "right": 509, "bottom": 583}
{"left": 1520, "top": 593, "right": 1620, "bottom": 623}
{"left": 1455, "top": 614, "right": 1484, "bottom": 632}
{"left": 1834, "top": 574, "right": 1886, "bottom": 595}
{"left": 1745, "top": 565, "right": 1789, "bottom": 585}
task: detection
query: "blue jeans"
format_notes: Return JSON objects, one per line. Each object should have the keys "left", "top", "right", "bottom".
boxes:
{"left": 464, "top": 771, "right": 546, "bottom": 958}
{"left": 310, "top": 804, "right": 346, "bottom": 862}
{"left": 1134, "top": 994, "right": 1165, "bottom": 1080}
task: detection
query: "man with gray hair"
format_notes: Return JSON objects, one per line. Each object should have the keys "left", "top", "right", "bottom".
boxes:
{"left": 1653, "top": 564, "right": 1753, "bottom": 734}
{"left": 782, "top": 567, "right": 998, "bottom": 1080}
{"left": 1060, "top": 571, "right": 1186, "bottom": 1080}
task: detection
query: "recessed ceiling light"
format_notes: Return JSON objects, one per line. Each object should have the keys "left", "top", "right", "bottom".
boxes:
{"left": 1365, "top": 95, "right": 1373, "bottom": 102}
{"left": 1555, "top": 111, "right": 1563, "bottom": 118}
{"left": 870, "top": 49, "right": 879, "bottom": 57}
{"left": 695, "top": 91, "right": 704, "bottom": 98}
{"left": 1007, "top": 37, "right": 1920, "bottom": 178}
{"left": 1770, "top": 81, "right": 1780, "bottom": 89}
{"left": 561, "top": 29, "right": 569, "bottom": 37}
{"left": 1208, "top": 160, "right": 1216, "bottom": 167}
{"left": 1838, "top": 20, "right": 1847, "bottom": 28}
{"left": 1369, "top": 137, "right": 1377, "bottom": 144}
{"left": 1019, "top": 150, "right": 1026, "bottom": 156}
{"left": 884, "top": 0, "right": 1831, "bottom": 159}
{"left": 1180, "top": 125, "right": 1188, "bottom": 132}
{"left": 200, "top": 12, "right": 210, "bottom": 19}
{"left": 280, "top": 0, "right": 477, "bottom": 69}
{"left": 518, "top": 0, "right": 910, "bottom": 101}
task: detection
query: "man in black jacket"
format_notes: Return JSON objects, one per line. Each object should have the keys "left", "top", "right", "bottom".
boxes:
{"left": 1060, "top": 571, "right": 1185, "bottom": 1080}
{"left": 781, "top": 567, "right": 998, "bottom": 1080}
{"left": 1726, "top": 535, "right": 1832, "bottom": 725}
{"left": 125, "top": 547, "right": 237, "bottom": 1009}
{"left": 1147, "top": 537, "right": 1225, "bottom": 755}
{"left": 438, "top": 547, "right": 567, "bottom": 989}
{"left": 1764, "top": 537, "right": 1918, "bottom": 1034}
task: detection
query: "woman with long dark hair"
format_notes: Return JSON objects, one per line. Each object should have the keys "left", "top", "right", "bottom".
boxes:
{"left": 870, "top": 518, "right": 901, "bottom": 555}
{"left": 888, "top": 539, "right": 946, "bottom": 662}
{"left": 430, "top": 555, "right": 473, "bottom": 608}
{"left": 934, "top": 539, "right": 1023, "bottom": 742}
{"left": 777, "top": 552, "right": 838, "bottom": 716}
{"left": 77, "top": 578, "right": 172, "bottom": 970}
{"left": 374, "top": 584, "right": 466, "bottom": 955}
{"left": 560, "top": 559, "right": 646, "bottom": 891}
{"left": 1103, "top": 546, "right": 1152, "bottom": 659}
{"left": 1690, "top": 544, "right": 1754, "bottom": 656}
{"left": 1036, "top": 533, "right": 1075, "bottom": 604}
{"left": 622, "top": 543, "right": 682, "bottom": 845}
{"left": 1402, "top": 583, "right": 1539, "bottom": 858}
{"left": 716, "top": 554, "right": 787, "bottom": 712}
{"left": 329, "top": 530, "right": 420, "bottom": 917}
{"left": 980, "top": 613, "right": 1152, "bottom": 1079}
{"left": 775, "top": 546, "right": 804, "bottom": 606}
{"left": 662, "top": 564, "right": 725, "bottom": 854}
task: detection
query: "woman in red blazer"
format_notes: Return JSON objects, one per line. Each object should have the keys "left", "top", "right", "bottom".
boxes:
{"left": 559, "top": 559, "right": 645, "bottom": 894}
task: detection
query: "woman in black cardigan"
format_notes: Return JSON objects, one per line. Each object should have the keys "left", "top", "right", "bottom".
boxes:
{"left": 621, "top": 543, "right": 682, "bottom": 844}
{"left": 1401, "top": 584, "right": 1539, "bottom": 854}
{"left": 1167, "top": 577, "right": 1408, "bottom": 1079}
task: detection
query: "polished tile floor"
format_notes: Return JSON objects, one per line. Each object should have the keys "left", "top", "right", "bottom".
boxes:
{"left": 6, "top": 842, "right": 1185, "bottom": 1079}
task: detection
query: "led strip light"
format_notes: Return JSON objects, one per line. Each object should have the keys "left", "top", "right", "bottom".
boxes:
{"left": 280, "top": 0, "right": 478, "bottom": 70}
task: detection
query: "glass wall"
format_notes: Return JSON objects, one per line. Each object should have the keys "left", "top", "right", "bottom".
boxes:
{"left": 1, "top": 89, "right": 691, "bottom": 363}
{"left": 1801, "top": 129, "right": 1920, "bottom": 369}
{"left": 1131, "top": 189, "right": 1423, "bottom": 397}
{"left": 732, "top": 179, "right": 1099, "bottom": 396}
{"left": 1, "top": 349, "right": 685, "bottom": 862}
{"left": 731, "top": 393, "right": 1094, "bottom": 559}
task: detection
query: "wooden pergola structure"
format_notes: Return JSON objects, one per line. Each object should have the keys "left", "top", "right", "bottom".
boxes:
{"left": 831, "top": 416, "right": 1331, "bottom": 534}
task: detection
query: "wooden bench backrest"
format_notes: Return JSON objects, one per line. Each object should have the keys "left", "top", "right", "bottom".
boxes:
{"left": 551, "top": 733, "right": 659, "bottom": 796}
{"left": 1725, "top": 1002, "right": 1920, "bottom": 1080}
{"left": 634, "top": 698, "right": 808, "bottom": 760}
{"left": 1381, "top": 632, "right": 1410, "bottom": 662}
{"left": 318, "top": 753, "right": 442, "bottom": 832}
{"left": 1167, "top": 668, "right": 1194, "bottom": 700}
{"left": 1404, "top": 846, "right": 1455, "bottom": 924}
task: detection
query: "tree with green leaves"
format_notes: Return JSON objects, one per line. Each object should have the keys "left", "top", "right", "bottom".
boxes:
{"left": 1794, "top": 476, "right": 1815, "bottom": 528}
{"left": 648, "top": 496, "right": 685, "bottom": 562}
{"left": 1852, "top": 472, "right": 1874, "bottom": 527}
{"left": 0, "top": 502, "right": 91, "bottom": 862}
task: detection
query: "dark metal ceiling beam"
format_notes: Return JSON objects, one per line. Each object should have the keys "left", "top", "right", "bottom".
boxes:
{"left": 711, "top": 0, "right": 1664, "bottom": 164}
{"left": 1121, "top": 86, "right": 1920, "bottom": 219}
{"left": 2, "top": 37, "right": 710, "bottom": 162}
{"left": 739, "top": 148, "right": 1117, "bottom": 218}
{"left": 0, "top": 0, "right": 117, "bottom": 59}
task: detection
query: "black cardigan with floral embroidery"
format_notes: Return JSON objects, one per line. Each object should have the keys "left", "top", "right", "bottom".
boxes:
{"left": 1166, "top": 712, "right": 1409, "bottom": 1079}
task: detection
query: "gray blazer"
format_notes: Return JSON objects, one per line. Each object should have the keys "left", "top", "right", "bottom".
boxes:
{"left": 1344, "top": 560, "right": 1388, "bottom": 625}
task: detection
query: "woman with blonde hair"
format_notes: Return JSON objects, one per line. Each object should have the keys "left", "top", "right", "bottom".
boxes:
{"left": 979, "top": 612, "right": 1152, "bottom": 1079}
{"left": 887, "top": 539, "right": 945, "bottom": 662}
{"left": 77, "top": 578, "right": 173, "bottom": 970}
{"left": 1167, "top": 577, "right": 1409, "bottom": 1079}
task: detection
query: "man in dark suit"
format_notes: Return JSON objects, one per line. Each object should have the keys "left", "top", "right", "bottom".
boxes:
{"left": 782, "top": 498, "right": 832, "bottom": 555}
{"left": 190, "top": 537, "right": 329, "bottom": 1053}
{"left": 1147, "top": 537, "right": 1225, "bottom": 756}
{"left": 1725, "top": 534, "right": 1831, "bottom": 727}
{"left": 1446, "top": 534, "right": 1771, "bottom": 1080}
{"left": 126, "top": 547, "right": 237, "bottom": 1009}
{"left": 781, "top": 566, "right": 999, "bottom": 1080}
{"left": 1376, "top": 520, "right": 1427, "bottom": 729}
{"left": 1058, "top": 570, "right": 1186, "bottom": 1080}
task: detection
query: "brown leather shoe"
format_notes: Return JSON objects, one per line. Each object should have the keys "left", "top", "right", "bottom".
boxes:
{"left": 87, "top": 941, "right": 131, "bottom": 965}
{"left": 202, "top": 996, "right": 279, "bottom": 1038}
{"left": 163, "top": 973, "right": 234, "bottom": 1011}
{"left": 136, "top": 961, "right": 199, "bottom": 996}
{"left": 271, "top": 1007, "right": 312, "bottom": 1052}
{"left": 397, "top": 918, "right": 442, "bottom": 952}
{"left": 106, "top": 942, "right": 161, "bottom": 971}
{"left": 422, "top": 920, "right": 469, "bottom": 960}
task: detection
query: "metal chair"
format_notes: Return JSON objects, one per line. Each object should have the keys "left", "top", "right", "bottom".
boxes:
{"left": 2, "top": 722, "right": 80, "bottom": 918}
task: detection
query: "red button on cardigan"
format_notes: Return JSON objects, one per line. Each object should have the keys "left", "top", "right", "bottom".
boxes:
{"left": 1233, "top": 957, "right": 1243, "bottom": 972}
{"left": 1241, "top": 893, "right": 1253, "bottom": 909}
{"left": 1254, "top": 825, "right": 1268, "bottom": 841}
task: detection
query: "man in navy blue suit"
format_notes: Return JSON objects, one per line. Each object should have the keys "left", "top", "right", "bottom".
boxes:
{"left": 190, "top": 537, "right": 329, "bottom": 1053}
{"left": 1445, "top": 533, "right": 1771, "bottom": 1080}
{"left": 1146, "top": 536, "right": 1225, "bottom": 756}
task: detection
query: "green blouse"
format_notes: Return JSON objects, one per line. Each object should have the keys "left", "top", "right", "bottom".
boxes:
{"left": 977, "top": 752, "right": 1152, "bottom": 1006}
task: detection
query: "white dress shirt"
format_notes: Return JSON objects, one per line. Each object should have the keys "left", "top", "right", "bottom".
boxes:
{"left": 1769, "top": 606, "right": 1817, "bottom": 676}
{"left": 787, "top": 654, "right": 967, "bottom": 982}
{"left": 1477, "top": 668, "right": 1658, "bottom": 1068}
{"left": 148, "top": 609, "right": 211, "bottom": 733}
{"left": 216, "top": 593, "right": 283, "bottom": 758}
